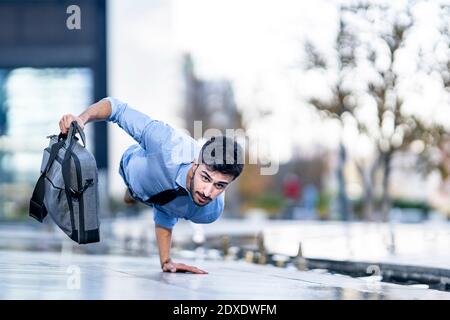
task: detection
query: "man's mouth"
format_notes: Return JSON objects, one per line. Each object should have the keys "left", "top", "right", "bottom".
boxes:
{"left": 197, "top": 193, "right": 209, "bottom": 204}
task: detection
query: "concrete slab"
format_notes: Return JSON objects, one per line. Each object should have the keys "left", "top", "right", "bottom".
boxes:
{"left": 0, "top": 250, "right": 449, "bottom": 300}
{"left": 6, "top": 214, "right": 449, "bottom": 272}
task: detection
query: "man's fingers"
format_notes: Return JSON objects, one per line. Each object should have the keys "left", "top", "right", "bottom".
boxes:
{"left": 60, "top": 116, "right": 68, "bottom": 134}
{"left": 64, "top": 116, "right": 72, "bottom": 132}
{"left": 176, "top": 264, "right": 208, "bottom": 274}
{"left": 59, "top": 114, "right": 83, "bottom": 134}
{"left": 59, "top": 117, "right": 66, "bottom": 134}
{"left": 184, "top": 265, "right": 207, "bottom": 274}
{"left": 192, "top": 267, "right": 208, "bottom": 274}
{"left": 197, "top": 268, "right": 208, "bottom": 274}
{"left": 162, "top": 262, "right": 208, "bottom": 274}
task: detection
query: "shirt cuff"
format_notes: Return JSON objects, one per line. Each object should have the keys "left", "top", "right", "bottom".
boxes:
{"left": 154, "top": 209, "right": 178, "bottom": 229}
{"left": 102, "top": 97, "right": 120, "bottom": 122}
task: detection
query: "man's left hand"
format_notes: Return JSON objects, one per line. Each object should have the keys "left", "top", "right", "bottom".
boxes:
{"left": 162, "top": 260, "right": 208, "bottom": 274}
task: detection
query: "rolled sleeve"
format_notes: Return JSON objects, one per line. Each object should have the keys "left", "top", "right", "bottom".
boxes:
{"left": 104, "top": 97, "right": 118, "bottom": 121}
{"left": 153, "top": 208, "right": 178, "bottom": 229}
{"left": 104, "top": 97, "right": 127, "bottom": 123}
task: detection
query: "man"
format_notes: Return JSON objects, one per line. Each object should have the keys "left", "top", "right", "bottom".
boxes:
{"left": 59, "top": 97, "right": 244, "bottom": 274}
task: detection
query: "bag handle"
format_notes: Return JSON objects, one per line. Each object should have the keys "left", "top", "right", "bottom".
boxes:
{"left": 61, "top": 121, "right": 86, "bottom": 148}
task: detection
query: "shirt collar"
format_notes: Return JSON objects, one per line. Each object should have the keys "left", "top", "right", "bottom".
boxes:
{"left": 175, "top": 162, "right": 192, "bottom": 193}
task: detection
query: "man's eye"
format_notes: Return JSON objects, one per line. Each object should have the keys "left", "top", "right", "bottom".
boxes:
{"left": 201, "top": 176, "right": 209, "bottom": 182}
{"left": 216, "top": 184, "right": 225, "bottom": 189}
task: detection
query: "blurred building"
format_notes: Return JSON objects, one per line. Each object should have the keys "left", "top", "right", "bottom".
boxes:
{"left": 183, "top": 54, "right": 240, "bottom": 136}
{"left": 0, "top": 0, "right": 108, "bottom": 219}
{"left": 182, "top": 54, "right": 242, "bottom": 216}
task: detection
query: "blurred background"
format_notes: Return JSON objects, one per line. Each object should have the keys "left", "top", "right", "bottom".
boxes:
{"left": 0, "top": 0, "right": 449, "bottom": 294}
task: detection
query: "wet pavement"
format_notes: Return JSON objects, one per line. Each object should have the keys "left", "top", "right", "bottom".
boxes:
{"left": 5, "top": 213, "right": 448, "bottom": 271}
{"left": 169, "top": 217, "right": 450, "bottom": 270}
{"left": 0, "top": 250, "right": 449, "bottom": 300}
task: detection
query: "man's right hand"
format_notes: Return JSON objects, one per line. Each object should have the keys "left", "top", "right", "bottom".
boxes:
{"left": 59, "top": 114, "right": 85, "bottom": 134}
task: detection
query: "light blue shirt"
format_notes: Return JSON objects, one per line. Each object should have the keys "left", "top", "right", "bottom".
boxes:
{"left": 104, "top": 97, "right": 225, "bottom": 229}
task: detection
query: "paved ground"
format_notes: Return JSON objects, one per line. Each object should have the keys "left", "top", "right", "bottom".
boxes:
{"left": 5, "top": 213, "right": 449, "bottom": 270}
{"left": 1, "top": 250, "right": 449, "bottom": 300}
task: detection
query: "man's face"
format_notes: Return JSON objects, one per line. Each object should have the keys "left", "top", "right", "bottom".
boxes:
{"left": 190, "top": 163, "right": 234, "bottom": 206}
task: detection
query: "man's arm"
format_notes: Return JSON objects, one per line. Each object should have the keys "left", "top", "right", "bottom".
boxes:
{"left": 59, "top": 97, "right": 179, "bottom": 152}
{"left": 155, "top": 224, "right": 173, "bottom": 268}
{"left": 155, "top": 224, "right": 207, "bottom": 274}
{"left": 59, "top": 99, "right": 112, "bottom": 134}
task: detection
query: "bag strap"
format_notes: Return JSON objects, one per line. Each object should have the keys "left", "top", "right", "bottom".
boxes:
{"left": 61, "top": 133, "right": 78, "bottom": 239}
{"left": 61, "top": 129, "right": 89, "bottom": 244}
{"left": 29, "top": 139, "right": 65, "bottom": 222}
{"left": 145, "top": 187, "right": 188, "bottom": 206}
{"left": 64, "top": 121, "right": 86, "bottom": 148}
{"left": 61, "top": 121, "right": 89, "bottom": 199}
{"left": 29, "top": 121, "right": 85, "bottom": 224}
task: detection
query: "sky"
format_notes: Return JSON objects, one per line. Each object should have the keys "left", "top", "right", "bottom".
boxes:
{"left": 108, "top": 0, "right": 341, "bottom": 169}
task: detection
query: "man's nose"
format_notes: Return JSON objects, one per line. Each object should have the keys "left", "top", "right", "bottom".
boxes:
{"left": 203, "top": 184, "right": 214, "bottom": 198}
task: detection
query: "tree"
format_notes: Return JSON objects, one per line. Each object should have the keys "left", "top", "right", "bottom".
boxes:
{"left": 303, "top": 1, "right": 450, "bottom": 221}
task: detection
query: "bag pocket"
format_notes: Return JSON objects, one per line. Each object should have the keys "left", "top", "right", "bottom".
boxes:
{"left": 43, "top": 159, "right": 74, "bottom": 236}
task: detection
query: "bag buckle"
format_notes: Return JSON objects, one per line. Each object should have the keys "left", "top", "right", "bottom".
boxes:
{"left": 69, "top": 179, "right": 94, "bottom": 199}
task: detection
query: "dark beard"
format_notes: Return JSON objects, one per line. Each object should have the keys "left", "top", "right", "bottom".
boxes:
{"left": 190, "top": 166, "right": 210, "bottom": 207}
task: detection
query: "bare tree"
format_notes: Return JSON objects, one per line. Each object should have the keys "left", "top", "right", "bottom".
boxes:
{"left": 304, "top": 1, "right": 450, "bottom": 221}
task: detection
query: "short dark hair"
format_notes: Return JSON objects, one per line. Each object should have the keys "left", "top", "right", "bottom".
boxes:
{"left": 199, "top": 136, "right": 244, "bottom": 180}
